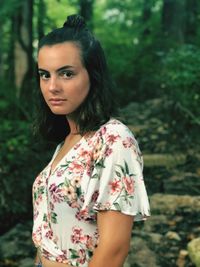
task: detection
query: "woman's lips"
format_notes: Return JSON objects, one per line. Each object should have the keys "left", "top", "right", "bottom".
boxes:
{"left": 49, "top": 98, "right": 67, "bottom": 105}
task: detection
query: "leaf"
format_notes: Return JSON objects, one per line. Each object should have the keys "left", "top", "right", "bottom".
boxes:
{"left": 113, "top": 202, "right": 121, "bottom": 211}
{"left": 115, "top": 170, "right": 121, "bottom": 177}
{"left": 69, "top": 249, "right": 79, "bottom": 258}
{"left": 124, "top": 161, "right": 129, "bottom": 174}
{"left": 76, "top": 187, "right": 82, "bottom": 197}
{"left": 116, "top": 164, "right": 125, "bottom": 174}
{"left": 51, "top": 212, "right": 58, "bottom": 224}
{"left": 43, "top": 213, "right": 47, "bottom": 222}
{"left": 91, "top": 173, "right": 99, "bottom": 179}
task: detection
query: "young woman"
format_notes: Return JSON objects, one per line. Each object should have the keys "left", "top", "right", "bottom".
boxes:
{"left": 32, "top": 14, "right": 150, "bottom": 267}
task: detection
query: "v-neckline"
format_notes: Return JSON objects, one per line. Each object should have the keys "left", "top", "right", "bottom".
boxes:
{"left": 49, "top": 135, "right": 86, "bottom": 176}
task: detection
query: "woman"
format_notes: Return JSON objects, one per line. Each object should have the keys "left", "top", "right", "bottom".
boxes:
{"left": 33, "top": 14, "right": 150, "bottom": 267}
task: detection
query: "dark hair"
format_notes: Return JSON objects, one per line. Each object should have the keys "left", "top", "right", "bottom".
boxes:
{"left": 34, "top": 14, "right": 117, "bottom": 142}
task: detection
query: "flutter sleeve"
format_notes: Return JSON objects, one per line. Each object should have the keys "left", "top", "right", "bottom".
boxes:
{"left": 91, "top": 123, "right": 150, "bottom": 221}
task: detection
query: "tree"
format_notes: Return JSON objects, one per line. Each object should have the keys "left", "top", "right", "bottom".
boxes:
{"left": 79, "top": 0, "right": 94, "bottom": 29}
{"left": 161, "top": 0, "right": 186, "bottom": 45}
{"left": 141, "top": 0, "right": 153, "bottom": 36}
{"left": 37, "top": 0, "right": 46, "bottom": 41}
{"left": 13, "top": 0, "right": 34, "bottom": 102}
{"left": 184, "top": 0, "right": 199, "bottom": 43}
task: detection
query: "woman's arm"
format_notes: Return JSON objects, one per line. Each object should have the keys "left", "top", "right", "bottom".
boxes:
{"left": 34, "top": 250, "right": 40, "bottom": 265}
{"left": 88, "top": 210, "right": 134, "bottom": 267}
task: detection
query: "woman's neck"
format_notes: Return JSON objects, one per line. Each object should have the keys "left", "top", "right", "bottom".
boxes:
{"left": 66, "top": 116, "right": 79, "bottom": 135}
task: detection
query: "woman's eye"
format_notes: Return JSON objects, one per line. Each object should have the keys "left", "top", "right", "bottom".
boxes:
{"left": 61, "top": 70, "right": 74, "bottom": 79}
{"left": 39, "top": 72, "right": 50, "bottom": 80}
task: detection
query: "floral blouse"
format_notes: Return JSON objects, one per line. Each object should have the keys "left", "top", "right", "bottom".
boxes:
{"left": 32, "top": 119, "right": 150, "bottom": 266}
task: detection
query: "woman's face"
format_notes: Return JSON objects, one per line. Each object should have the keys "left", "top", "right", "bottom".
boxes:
{"left": 38, "top": 42, "right": 90, "bottom": 116}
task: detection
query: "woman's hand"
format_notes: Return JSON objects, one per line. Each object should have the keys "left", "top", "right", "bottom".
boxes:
{"left": 88, "top": 210, "right": 134, "bottom": 267}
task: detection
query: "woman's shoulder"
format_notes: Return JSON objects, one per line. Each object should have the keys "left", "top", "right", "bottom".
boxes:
{"left": 98, "top": 118, "right": 135, "bottom": 140}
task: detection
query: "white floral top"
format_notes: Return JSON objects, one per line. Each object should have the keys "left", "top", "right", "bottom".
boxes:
{"left": 32, "top": 119, "right": 150, "bottom": 266}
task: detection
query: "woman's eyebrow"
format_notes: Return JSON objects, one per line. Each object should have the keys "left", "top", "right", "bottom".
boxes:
{"left": 38, "top": 65, "right": 75, "bottom": 73}
{"left": 57, "top": 65, "right": 75, "bottom": 72}
{"left": 38, "top": 68, "right": 48, "bottom": 72}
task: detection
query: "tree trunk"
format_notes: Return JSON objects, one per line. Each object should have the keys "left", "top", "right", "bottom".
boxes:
{"left": 14, "top": 0, "right": 34, "bottom": 100}
{"left": 37, "top": 0, "right": 46, "bottom": 41}
{"left": 142, "top": 0, "right": 152, "bottom": 36}
{"left": 185, "top": 0, "right": 199, "bottom": 43}
{"left": 0, "top": 21, "right": 3, "bottom": 79}
{"left": 6, "top": 16, "right": 16, "bottom": 89}
{"left": 162, "top": 0, "right": 186, "bottom": 45}
{"left": 79, "top": 0, "right": 94, "bottom": 29}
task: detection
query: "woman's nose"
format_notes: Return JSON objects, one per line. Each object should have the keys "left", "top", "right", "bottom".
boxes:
{"left": 48, "top": 76, "right": 60, "bottom": 92}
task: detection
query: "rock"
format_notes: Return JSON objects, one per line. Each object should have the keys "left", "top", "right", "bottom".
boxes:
{"left": 143, "top": 214, "right": 168, "bottom": 232}
{"left": 0, "top": 222, "right": 35, "bottom": 260}
{"left": 146, "top": 232, "right": 163, "bottom": 245}
{"left": 163, "top": 172, "right": 200, "bottom": 196}
{"left": 18, "top": 258, "right": 34, "bottom": 267}
{"left": 165, "top": 231, "right": 181, "bottom": 241}
{"left": 143, "top": 154, "right": 186, "bottom": 167}
{"left": 150, "top": 194, "right": 200, "bottom": 215}
{"left": 124, "top": 237, "right": 159, "bottom": 267}
{"left": 187, "top": 238, "right": 200, "bottom": 267}
{"left": 176, "top": 250, "right": 188, "bottom": 267}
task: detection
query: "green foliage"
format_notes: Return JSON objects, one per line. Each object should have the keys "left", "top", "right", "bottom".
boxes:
{"left": 0, "top": 85, "right": 53, "bottom": 227}
{"left": 93, "top": 0, "right": 163, "bottom": 104}
{"left": 160, "top": 45, "right": 200, "bottom": 125}
{"left": 0, "top": 119, "right": 31, "bottom": 214}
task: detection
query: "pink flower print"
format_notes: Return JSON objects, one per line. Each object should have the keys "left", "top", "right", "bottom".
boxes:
{"left": 43, "top": 221, "right": 49, "bottom": 230}
{"left": 49, "top": 201, "right": 55, "bottom": 210}
{"left": 35, "top": 176, "right": 43, "bottom": 186}
{"left": 56, "top": 253, "right": 68, "bottom": 263}
{"left": 106, "top": 134, "right": 120, "bottom": 145}
{"left": 35, "top": 194, "right": 43, "bottom": 206}
{"left": 101, "top": 126, "right": 107, "bottom": 135}
{"left": 91, "top": 190, "right": 99, "bottom": 202}
{"left": 78, "top": 148, "right": 91, "bottom": 162}
{"left": 105, "top": 147, "right": 112, "bottom": 157}
{"left": 109, "top": 179, "right": 122, "bottom": 195}
{"left": 45, "top": 229, "right": 53, "bottom": 239}
{"left": 62, "top": 185, "right": 77, "bottom": 201}
{"left": 84, "top": 235, "right": 95, "bottom": 250}
{"left": 68, "top": 161, "right": 84, "bottom": 174}
{"left": 33, "top": 210, "right": 39, "bottom": 220}
{"left": 123, "top": 175, "right": 134, "bottom": 194}
{"left": 70, "top": 200, "right": 80, "bottom": 209}
{"left": 49, "top": 183, "right": 64, "bottom": 203}
{"left": 71, "top": 227, "right": 83, "bottom": 244}
{"left": 77, "top": 249, "right": 86, "bottom": 264}
{"left": 123, "top": 137, "right": 134, "bottom": 148}
{"left": 56, "top": 169, "right": 64, "bottom": 177}
{"left": 75, "top": 208, "right": 89, "bottom": 220}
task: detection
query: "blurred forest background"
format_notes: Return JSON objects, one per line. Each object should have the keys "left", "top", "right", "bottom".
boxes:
{"left": 0, "top": 0, "right": 200, "bottom": 266}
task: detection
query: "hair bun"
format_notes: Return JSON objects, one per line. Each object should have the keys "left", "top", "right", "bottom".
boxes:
{"left": 63, "top": 14, "right": 86, "bottom": 29}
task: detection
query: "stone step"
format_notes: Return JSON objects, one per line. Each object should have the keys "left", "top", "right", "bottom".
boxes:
{"left": 143, "top": 153, "right": 187, "bottom": 167}
{"left": 128, "top": 124, "right": 149, "bottom": 134}
{"left": 150, "top": 193, "right": 200, "bottom": 214}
